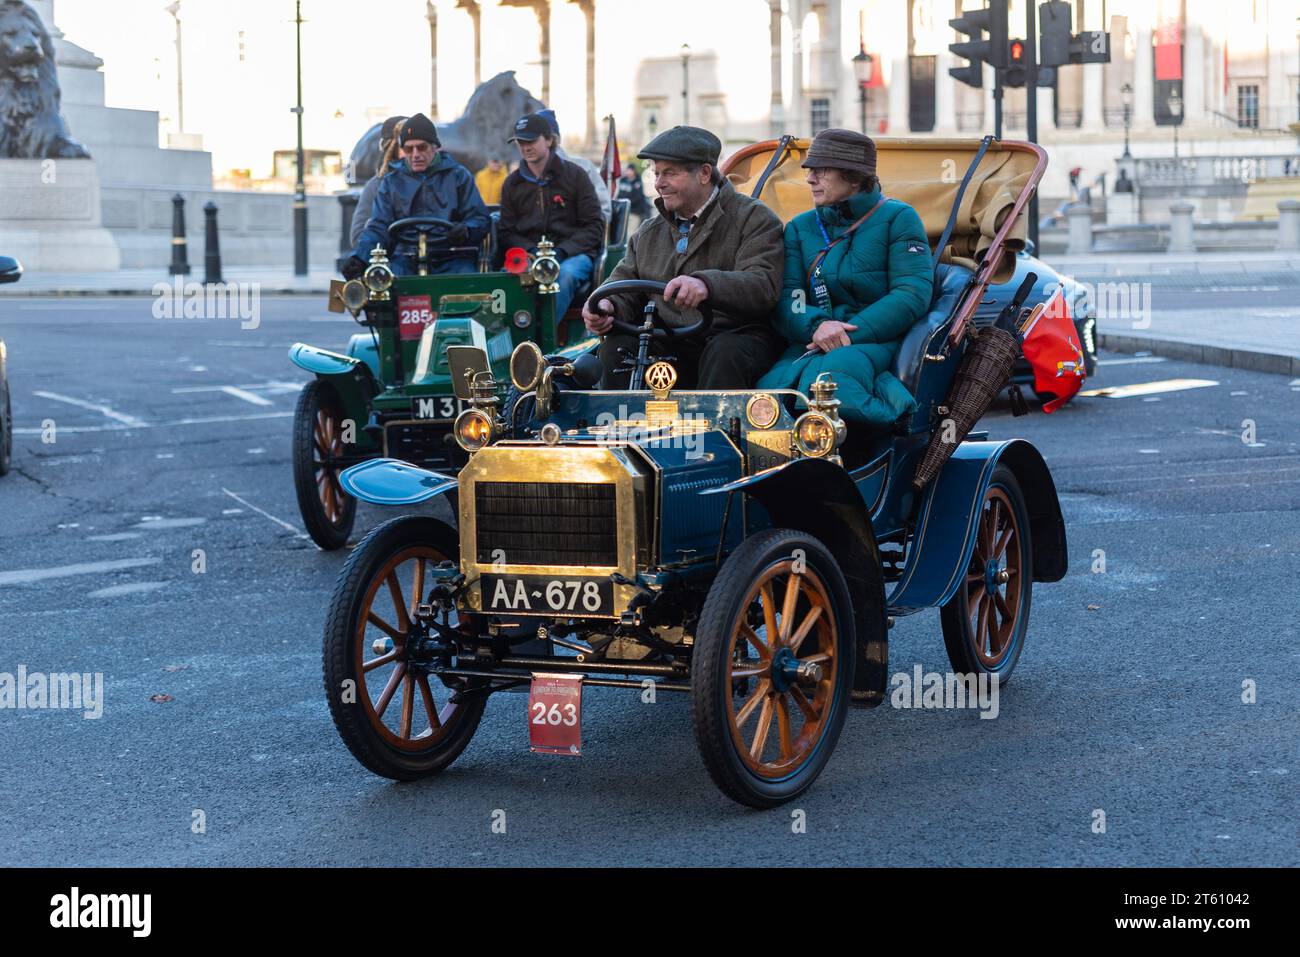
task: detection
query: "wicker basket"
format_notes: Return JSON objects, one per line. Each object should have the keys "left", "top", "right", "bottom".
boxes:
{"left": 912, "top": 325, "right": 1020, "bottom": 491}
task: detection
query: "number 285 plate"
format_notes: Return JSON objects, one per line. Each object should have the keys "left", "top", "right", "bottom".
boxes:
{"left": 481, "top": 574, "right": 614, "bottom": 617}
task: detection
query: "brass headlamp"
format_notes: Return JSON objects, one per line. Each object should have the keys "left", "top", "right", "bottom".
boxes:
{"left": 530, "top": 236, "right": 561, "bottom": 294}
{"left": 362, "top": 245, "right": 395, "bottom": 300}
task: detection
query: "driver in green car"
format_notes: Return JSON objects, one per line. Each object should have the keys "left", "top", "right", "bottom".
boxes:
{"left": 341, "top": 113, "right": 490, "bottom": 278}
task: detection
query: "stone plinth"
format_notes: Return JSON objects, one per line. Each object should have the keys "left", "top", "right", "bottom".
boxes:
{"left": 0, "top": 159, "right": 121, "bottom": 270}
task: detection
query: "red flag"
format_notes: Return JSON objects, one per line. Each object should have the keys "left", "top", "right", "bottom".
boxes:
{"left": 1020, "top": 291, "right": 1086, "bottom": 413}
{"left": 599, "top": 115, "right": 620, "bottom": 198}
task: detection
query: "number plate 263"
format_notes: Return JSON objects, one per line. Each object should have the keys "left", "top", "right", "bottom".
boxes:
{"left": 529, "top": 673, "right": 583, "bottom": 756}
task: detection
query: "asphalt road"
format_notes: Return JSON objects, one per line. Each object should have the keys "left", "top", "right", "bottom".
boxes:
{"left": 0, "top": 293, "right": 1295, "bottom": 867}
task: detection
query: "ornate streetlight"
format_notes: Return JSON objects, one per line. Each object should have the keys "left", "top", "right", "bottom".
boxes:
{"left": 1169, "top": 87, "right": 1183, "bottom": 173}
{"left": 1121, "top": 82, "right": 1133, "bottom": 159}
{"left": 853, "top": 49, "right": 874, "bottom": 134}
{"left": 292, "top": 0, "right": 307, "bottom": 276}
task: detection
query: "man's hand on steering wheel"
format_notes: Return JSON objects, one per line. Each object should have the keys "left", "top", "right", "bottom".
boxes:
{"left": 341, "top": 256, "right": 366, "bottom": 280}
{"left": 448, "top": 222, "right": 469, "bottom": 246}
{"left": 582, "top": 297, "right": 615, "bottom": 336}
{"left": 664, "top": 275, "right": 709, "bottom": 310}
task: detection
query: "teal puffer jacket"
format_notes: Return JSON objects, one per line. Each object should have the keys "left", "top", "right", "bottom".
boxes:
{"left": 757, "top": 188, "right": 934, "bottom": 426}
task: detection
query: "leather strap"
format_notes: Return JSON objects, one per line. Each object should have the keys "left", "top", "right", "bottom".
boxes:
{"left": 806, "top": 198, "right": 886, "bottom": 285}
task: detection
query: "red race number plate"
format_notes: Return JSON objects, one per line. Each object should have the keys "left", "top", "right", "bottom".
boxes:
{"left": 396, "top": 295, "right": 436, "bottom": 341}
{"left": 528, "top": 673, "right": 583, "bottom": 756}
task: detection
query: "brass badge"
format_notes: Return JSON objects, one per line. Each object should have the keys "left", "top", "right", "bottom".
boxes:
{"left": 645, "top": 361, "right": 678, "bottom": 400}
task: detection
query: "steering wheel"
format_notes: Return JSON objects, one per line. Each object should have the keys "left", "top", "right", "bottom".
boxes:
{"left": 584, "top": 279, "right": 713, "bottom": 339}
{"left": 388, "top": 216, "right": 457, "bottom": 248}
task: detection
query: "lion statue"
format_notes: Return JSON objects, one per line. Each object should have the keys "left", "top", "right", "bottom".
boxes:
{"left": 346, "top": 70, "right": 543, "bottom": 184}
{"left": 0, "top": 0, "right": 91, "bottom": 158}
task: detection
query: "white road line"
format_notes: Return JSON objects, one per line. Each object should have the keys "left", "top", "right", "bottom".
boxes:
{"left": 1079, "top": 378, "right": 1218, "bottom": 399}
{"left": 32, "top": 390, "right": 149, "bottom": 428}
{"left": 0, "top": 557, "right": 161, "bottom": 587}
{"left": 13, "top": 410, "right": 292, "bottom": 435}
{"left": 1099, "top": 356, "right": 1168, "bottom": 366}
{"left": 221, "top": 488, "right": 308, "bottom": 540}
{"left": 219, "top": 386, "right": 275, "bottom": 407}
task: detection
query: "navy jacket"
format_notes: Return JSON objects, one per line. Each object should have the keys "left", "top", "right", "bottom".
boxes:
{"left": 350, "top": 153, "right": 490, "bottom": 263}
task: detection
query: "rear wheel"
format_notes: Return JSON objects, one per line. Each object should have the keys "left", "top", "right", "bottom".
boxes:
{"left": 293, "top": 379, "right": 356, "bottom": 550}
{"left": 0, "top": 375, "right": 11, "bottom": 476}
{"left": 692, "top": 529, "right": 855, "bottom": 808}
{"left": 940, "top": 465, "right": 1033, "bottom": 682}
{"left": 322, "top": 515, "right": 485, "bottom": 780}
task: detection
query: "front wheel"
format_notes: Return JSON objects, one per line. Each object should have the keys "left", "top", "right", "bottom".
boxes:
{"left": 691, "top": 528, "right": 856, "bottom": 808}
{"left": 940, "top": 465, "right": 1033, "bottom": 682}
{"left": 293, "top": 379, "right": 356, "bottom": 550}
{"left": 322, "top": 515, "right": 485, "bottom": 780}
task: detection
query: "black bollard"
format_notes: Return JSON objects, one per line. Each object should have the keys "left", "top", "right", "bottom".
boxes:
{"left": 203, "top": 201, "right": 223, "bottom": 285}
{"left": 336, "top": 192, "right": 359, "bottom": 273}
{"left": 169, "top": 193, "right": 191, "bottom": 276}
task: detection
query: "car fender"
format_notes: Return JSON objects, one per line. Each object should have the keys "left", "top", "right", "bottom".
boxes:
{"left": 338, "top": 458, "right": 457, "bottom": 507}
{"left": 705, "top": 457, "right": 889, "bottom": 707}
{"left": 288, "top": 342, "right": 381, "bottom": 414}
{"left": 887, "top": 439, "right": 1067, "bottom": 616}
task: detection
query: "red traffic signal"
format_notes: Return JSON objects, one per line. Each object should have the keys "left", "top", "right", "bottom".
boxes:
{"left": 1009, "top": 39, "right": 1025, "bottom": 63}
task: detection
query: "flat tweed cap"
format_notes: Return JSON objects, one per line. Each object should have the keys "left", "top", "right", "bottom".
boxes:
{"left": 801, "top": 128, "right": 877, "bottom": 178}
{"left": 637, "top": 126, "right": 722, "bottom": 167}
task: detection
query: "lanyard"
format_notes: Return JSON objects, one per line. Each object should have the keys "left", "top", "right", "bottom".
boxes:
{"left": 805, "top": 198, "right": 886, "bottom": 288}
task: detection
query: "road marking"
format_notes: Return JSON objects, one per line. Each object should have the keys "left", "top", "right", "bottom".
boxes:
{"left": 86, "top": 533, "right": 143, "bottom": 542}
{"left": 221, "top": 488, "right": 308, "bottom": 540}
{"left": 0, "top": 557, "right": 161, "bottom": 587}
{"left": 133, "top": 517, "right": 207, "bottom": 530}
{"left": 1079, "top": 378, "right": 1218, "bottom": 399}
{"left": 220, "top": 386, "right": 274, "bottom": 406}
{"left": 89, "top": 581, "right": 170, "bottom": 599}
{"left": 32, "top": 390, "right": 149, "bottom": 428}
{"left": 13, "top": 410, "right": 292, "bottom": 435}
{"left": 1099, "top": 356, "right": 1167, "bottom": 366}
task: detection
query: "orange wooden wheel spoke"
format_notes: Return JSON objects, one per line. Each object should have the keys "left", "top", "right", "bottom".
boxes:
{"left": 760, "top": 582, "right": 779, "bottom": 648}
{"left": 399, "top": 673, "right": 415, "bottom": 739}
{"left": 374, "top": 662, "right": 406, "bottom": 719}
{"left": 776, "top": 695, "right": 793, "bottom": 763}
{"left": 366, "top": 612, "right": 402, "bottom": 641}
{"left": 779, "top": 572, "right": 801, "bottom": 642}
{"left": 790, "top": 685, "right": 818, "bottom": 721}
{"left": 967, "top": 582, "right": 986, "bottom": 620}
{"left": 787, "top": 603, "right": 823, "bottom": 655}
{"left": 735, "top": 679, "right": 771, "bottom": 727}
{"left": 416, "top": 673, "right": 441, "bottom": 730}
{"left": 994, "top": 589, "right": 1013, "bottom": 622}
{"left": 800, "top": 652, "right": 831, "bottom": 667}
{"left": 749, "top": 695, "right": 774, "bottom": 760}
{"left": 976, "top": 593, "right": 991, "bottom": 654}
{"left": 410, "top": 559, "right": 426, "bottom": 617}
{"left": 739, "top": 622, "right": 771, "bottom": 661}
{"left": 731, "top": 664, "right": 767, "bottom": 680}
{"left": 363, "top": 649, "right": 398, "bottom": 672}
{"left": 992, "top": 525, "right": 1014, "bottom": 560}
{"left": 386, "top": 572, "right": 411, "bottom": 630}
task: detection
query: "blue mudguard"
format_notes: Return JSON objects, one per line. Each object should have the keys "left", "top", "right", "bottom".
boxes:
{"left": 887, "top": 439, "right": 1067, "bottom": 615}
{"left": 338, "top": 458, "right": 457, "bottom": 506}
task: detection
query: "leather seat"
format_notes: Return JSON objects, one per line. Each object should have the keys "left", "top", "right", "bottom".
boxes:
{"left": 891, "top": 262, "right": 973, "bottom": 397}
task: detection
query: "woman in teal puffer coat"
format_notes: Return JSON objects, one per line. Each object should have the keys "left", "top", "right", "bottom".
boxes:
{"left": 757, "top": 129, "right": 934, "bottom": 427}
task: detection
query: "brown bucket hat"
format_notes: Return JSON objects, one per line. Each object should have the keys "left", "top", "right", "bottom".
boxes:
{"left": 801, "top": 128, "right": 877, "bottom": 178}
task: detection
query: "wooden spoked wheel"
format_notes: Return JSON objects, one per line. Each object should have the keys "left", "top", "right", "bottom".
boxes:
{"left": 693, "top": 528, "right": 855, "bottom": 808}
{"left": 293, "top": 380, "right": 356, "bottom": 550}
{"left": 941, "top": 466, "right": 1033, "bottom": 680}
{"left": 353, "top": 546, "right": 467, "bottom": 750}
{"left": 323, "top": 516, "right": 484, "bottom": 780}
{"left": 727, "top": 560, "right": 839, "bottom": 779}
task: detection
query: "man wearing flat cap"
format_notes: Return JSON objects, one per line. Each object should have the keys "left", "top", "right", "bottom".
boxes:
{"left": 343, "top": 112, "right": 490, "bottom": 278}
{"left": 581, "top": 125, "right": 785, "bottom": 389}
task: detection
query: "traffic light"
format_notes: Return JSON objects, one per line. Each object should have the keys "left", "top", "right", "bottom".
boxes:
{"left": 1039, "top": 0, "right": 1071, "bottom": 67}
{"left": 949, "top": 0, "right": 1009, "bottom": 89}
{"left": 1003, "top": 37, "right": 1026, "bottom": 88}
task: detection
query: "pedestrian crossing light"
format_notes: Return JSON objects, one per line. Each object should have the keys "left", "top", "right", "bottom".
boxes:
{"left": 1004, "top": 37, "right": 1026, "bottom": 88}
{"left": 949, "top": 0, "right": 1009, "bottom": 90}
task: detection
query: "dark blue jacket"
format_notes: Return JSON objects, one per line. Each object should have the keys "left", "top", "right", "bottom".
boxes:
{"left": 350, "top": 153, "right": 490, "bottom": 263}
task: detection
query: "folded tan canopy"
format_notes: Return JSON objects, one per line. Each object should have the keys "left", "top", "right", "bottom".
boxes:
{"left": 722, "top": 137, "right": 1043, "bottom": 285}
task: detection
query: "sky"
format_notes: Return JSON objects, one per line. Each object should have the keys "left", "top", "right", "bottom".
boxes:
{"left": 52, "top": 0, "right": 771, "bottom": 178}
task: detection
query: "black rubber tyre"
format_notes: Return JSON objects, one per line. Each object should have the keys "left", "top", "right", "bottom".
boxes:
{"left": 323, "top": 515, "right": 485, "bottom": 780}
{"left": 0, "top": 375, "right": 11, "bottom": 477}
{"left": 940, "top": 465, "right": 1033, "bottom": 683}
{"left": 293, "top": 379, "right": 356, "bottom": 550}
{"left": 691, "top": 528, "right": 856, "bottom": 809}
